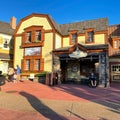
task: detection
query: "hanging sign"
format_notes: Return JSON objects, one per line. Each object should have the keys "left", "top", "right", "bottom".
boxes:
{"left": 69, "top": 47, "right": 87, "bottom": 59}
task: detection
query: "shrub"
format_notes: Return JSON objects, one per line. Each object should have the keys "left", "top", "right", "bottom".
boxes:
{"left": 35, "top": 71, "right": 47, "bottom": 77}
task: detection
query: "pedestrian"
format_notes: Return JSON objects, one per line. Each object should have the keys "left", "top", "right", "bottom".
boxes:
{"left": 16, "top": 65, "right": 21, "bottom": 81}
{"left": 7, "top": 67, "right": 15, "bottom": 82}
{"left": 89, "top": 70, "right": 97, "bottom": 88}
{"left": 13, "top": 69, "right": 17, "bottom": 83}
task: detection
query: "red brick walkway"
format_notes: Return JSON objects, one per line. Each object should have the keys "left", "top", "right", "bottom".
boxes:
{"left": 1, "top": 80, "right": 119, "bottom": 102}
{"left": 0, "top": 80, "right": 120, "bottom": 120}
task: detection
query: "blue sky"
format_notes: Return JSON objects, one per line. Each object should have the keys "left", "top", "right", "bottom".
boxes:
{"left": 0, "top": 0, "right": 120, "bottom": 25}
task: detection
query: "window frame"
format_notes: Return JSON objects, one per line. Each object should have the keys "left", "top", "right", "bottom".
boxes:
{"left": 69, "top": 30, "right": 78, "bottom": 45}
{"left": 26, "top": 31, "right": 32, "bottom": 43}
{"left": 22, "top": 58, "right": 44, "bottom": 72}
{"left": 111, "top": 64, "right": 120, "bottom": 73}
{"left": 4, "top": 38, "right": 9, "bottom": 49}
{"left": 85, "top": 28, "right": 94, "bottom": 44}
{"left": 22, "top": 25, "right": 44, "bottom": 44}
{"left": 112, "top": 39, "right": 120, "bottom": 49}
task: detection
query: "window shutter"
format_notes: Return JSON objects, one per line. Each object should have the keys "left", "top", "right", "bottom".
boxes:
{"left": 40, "top": 58, "right": 44, "bottom": 71}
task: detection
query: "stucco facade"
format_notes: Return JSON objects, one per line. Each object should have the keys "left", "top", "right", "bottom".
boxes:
{"left": 14, "top": 13, "right": 109, "bottom": 87}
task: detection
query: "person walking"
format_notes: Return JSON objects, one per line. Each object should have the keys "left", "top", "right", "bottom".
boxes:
{"left": 16, "top": 65, "right": 21, "bottom": 81}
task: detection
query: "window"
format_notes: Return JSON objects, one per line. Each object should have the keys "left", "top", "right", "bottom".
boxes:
{"left": 85, "top": 29, "right": 94, "bottom": 43}
{"left": 26, "top": 60, "right": 30, "bottom": 70}
{"left": 69, "top": 31, "right": 78, "bottom": 45}
{"left": 4, "top": 38, "right": 9, "bottom": 48}
{"left": 36, "top": 30, "right": 41, "bottom": 41}
{"left": 23, "top": 26, "right": 44, "bottom": 44}
{"left": 22, "top": 58, "right": 44, "bottom": 71}
{"left": 87, "top": 31, "right": 94, "bottom": 43}
{"left": 25, "top": 47, "right": 41, "bottom": 56}
{"left": 113, "top": 40, "right": 120, "bottom": 49}
{"left": 35, "top": 59, "right": 40, "bottom": 70}
{"left": 26, "top": 32, "right": 31, "bottom": 42}
{"left": 112, "top": 64, "right": 120, "bottom": 73}
{"left": 72, "top": 33, "right": 77, "bottom": 44}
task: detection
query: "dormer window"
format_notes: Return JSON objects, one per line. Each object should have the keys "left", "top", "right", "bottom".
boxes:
{"left": 4, "top": 38, "right": 9, "bottom": 48}
{"left": 113, "top": 39, "right": 120, "bottom": 49}
{"left": 88, "top": 31, "right": 94, "bottom": 42}
{"left": 72, "top": 33, "right": 77, "bottom": 44}
{"left": 85, "top": 29, "right": 94, "bottom": 43}
{"left": 69, "top": 31, "right": 78, "bottom": 45}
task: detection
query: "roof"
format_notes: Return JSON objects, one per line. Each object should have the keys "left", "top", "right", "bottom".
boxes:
{"left": 108, "top": 24, "right": 120, "bottom": 37}
{"left": 53, "top": 44, "right": 108, "bottom": 52}
{"left": 17, "top": 13, "right": 108, "bottom": 36}
{"left": 0, "top": 21, "right": 14, "bottom": 35}
{"left": 48, "top": 15, "right": 62, "bottom": 34}
{"left": 59, "top": 18, "right": 108, "bottom": 36}
{"left": 53, "top": 43, "right": 87, "bottom": 53}
{"left": 85, "top": 44, "right": 108, "bottom": 50}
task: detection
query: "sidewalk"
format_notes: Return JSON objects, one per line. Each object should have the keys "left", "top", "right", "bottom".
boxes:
{"left": 0, "top": 80, "right": 120, "bottom": 120}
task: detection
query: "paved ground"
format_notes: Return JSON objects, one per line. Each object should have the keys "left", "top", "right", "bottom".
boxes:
{"left": 0, "top": 80, "right": 120, "bottom": 120}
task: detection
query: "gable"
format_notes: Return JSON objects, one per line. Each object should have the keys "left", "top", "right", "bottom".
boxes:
{"left": 15, "top": 14, "right": 55, "bottom": 34}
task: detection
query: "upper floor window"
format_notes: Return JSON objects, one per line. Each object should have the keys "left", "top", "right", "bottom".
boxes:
{"left": 26, "top": 32, "right": 31, "bottom": 42}
{"left": 113, "top": 40, "right": 120, "bottom": 49}
{"left": 4, "top": 38, "right": 9, "bottom": 48}
{"left": 35, "top": 30, "right": 41, "bottom": 41}
{"left": 85, "top": 29, "right": 94, "bottom": 43}
{"left": 23, "top": 26, "right": 44, "bottom": 44}
{"left": 87, "top": 31, "right": 94, "bottom": 42}
{"left": 69, "top": 31, "right": 78, "bottom": 45}
{"left": 72, "top": 33, "right": 77, "bottom": 44}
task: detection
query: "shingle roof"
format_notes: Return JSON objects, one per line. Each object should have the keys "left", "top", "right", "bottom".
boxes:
{"left": 19, "top": 13, "right": 108, "bottom": 36}
{"left": 108, "top": 24, "right": 120, "bottom": 37}
{"left": 0, "top": 21, "right": 14, "bottom": 35}
{"left": 48, "top": 15, "right": 62, "bottom": 34}
{"left": 59, "top": 18, "right": 108, "bottom": 36}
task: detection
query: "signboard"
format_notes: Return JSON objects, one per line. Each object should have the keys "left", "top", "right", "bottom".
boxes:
{"left": 69, "top": 47, "right": 87, "bottom": 59}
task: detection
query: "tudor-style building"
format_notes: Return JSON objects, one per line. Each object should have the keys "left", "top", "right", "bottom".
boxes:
{"left": 14, "top": 13, "right": 109, "bottom": 87}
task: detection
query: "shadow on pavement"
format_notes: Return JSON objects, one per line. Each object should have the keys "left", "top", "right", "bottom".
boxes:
{"left": 57, "top": 82, "right": 120, "bottom": 115}
{"left": 19, "top": 91, "right": 68, "bottom": 120}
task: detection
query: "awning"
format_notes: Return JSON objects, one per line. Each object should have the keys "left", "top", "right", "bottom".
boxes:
{"left": 0, "top": 53, "right": 13, "bottom": 60}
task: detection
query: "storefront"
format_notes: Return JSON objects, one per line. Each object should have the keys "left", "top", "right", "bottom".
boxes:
{"left": 53, "top": 43, "right": 109, "bottom": 87}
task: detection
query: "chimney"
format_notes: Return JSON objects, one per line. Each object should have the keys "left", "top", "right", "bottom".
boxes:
{"left": 10, "top": 16, "right": 16, "bottom": 29}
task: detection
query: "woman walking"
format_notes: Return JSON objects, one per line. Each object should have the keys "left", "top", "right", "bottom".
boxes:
{"left": 16, "top": 65, "right": 21, "bottom": 81}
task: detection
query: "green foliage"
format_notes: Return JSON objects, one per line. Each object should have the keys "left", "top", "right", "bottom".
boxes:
{"left": 35, "top": 71, "right": 47, "bottom": 77}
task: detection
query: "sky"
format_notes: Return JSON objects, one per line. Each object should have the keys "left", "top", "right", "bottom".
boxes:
{"left": 0, "top": 0, "right": 120, "bottom": 26}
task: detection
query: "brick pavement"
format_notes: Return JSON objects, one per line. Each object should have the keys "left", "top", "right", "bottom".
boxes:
{"left": 0, "top": 80, "right": 120, "bottom": 120}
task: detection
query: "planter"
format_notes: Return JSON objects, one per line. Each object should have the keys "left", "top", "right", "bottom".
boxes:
{"left": 38, "top": 76, "right": 46, "bottom": 84}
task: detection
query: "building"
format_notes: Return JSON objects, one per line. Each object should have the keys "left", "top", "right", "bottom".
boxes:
{"left": 14, "top": 13, "right": 109, "bottom": 87}
{"left": 0, "top": 17, "right": 16, "bottom": 74}
{"left": 108, "top": 24, "right": 120, "bottom": 83}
